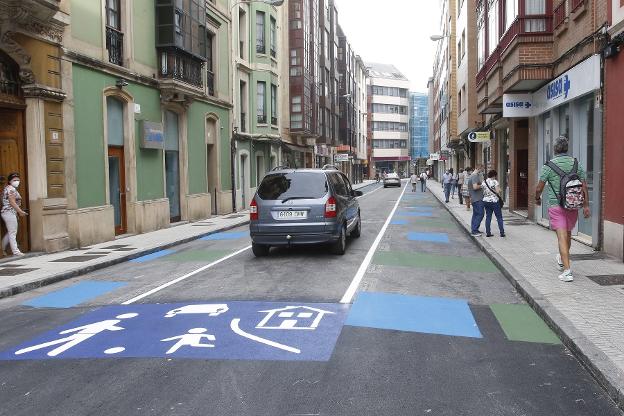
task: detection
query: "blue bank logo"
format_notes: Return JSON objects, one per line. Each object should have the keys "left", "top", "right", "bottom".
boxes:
{"left": 547, "top": 75, "right": 571, "bottom": 101}
{"left": 0, "top": 302, "right": 350, "bottom": 361}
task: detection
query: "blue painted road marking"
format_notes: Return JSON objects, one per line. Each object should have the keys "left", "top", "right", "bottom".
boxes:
{"left": 402, "top": 206, "right": 434, "bottom": 212}
{"left": 23, "top": 281, "right": 127, "bottom": 309}
{"left": 395, "top": 211, "right": 433, "bottom": 217}
{"left": 1, "top": 302, "right": 349, "bottom": 361}
{"left": 346, "top": 292, "right": 482, "bottom": 338}
{"left": 130, "top": 249, "right": 175, "bottom": 263}
{"left": 390, "top": 219, "right": 409, "bottom": 225}
{"left": 201, "top": 231, "right": 249, "bottom": 241}
{"left": 407, "top": 232, "right": 450, "bottom": 243}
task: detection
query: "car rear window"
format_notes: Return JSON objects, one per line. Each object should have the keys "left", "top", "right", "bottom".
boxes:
{"left": 257, "top": 172, "right": 329, "bottom": 200}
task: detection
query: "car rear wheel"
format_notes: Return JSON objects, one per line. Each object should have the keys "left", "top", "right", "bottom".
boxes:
{"left": 252, "top": 243, "right": 270, "bottom": 257}
{"left": 351, "top": 215, "right": 361, "bottom": 238}
{"left": 330, "top": 225, "right": 346, "bottom": 255}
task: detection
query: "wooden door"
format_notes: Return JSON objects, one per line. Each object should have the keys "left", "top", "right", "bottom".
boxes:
{"left": 108, "top": 146, "right": 127, "bottom": 235}
{"left": 516, "top": 149, "right": 529, "bottom": 209}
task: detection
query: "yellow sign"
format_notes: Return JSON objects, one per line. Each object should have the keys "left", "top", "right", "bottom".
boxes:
{"left": 468, "top": 131, "right": 491, "bottom": 143}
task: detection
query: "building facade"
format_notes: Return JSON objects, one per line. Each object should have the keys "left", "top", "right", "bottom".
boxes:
{"left": 366, "top": 63, "right": 410, "bottom": 176}
{"left": 604, "top": 0, "right": 624, "bottom": 260}
{"left": 409, "top": 92, "right": 429, "bottom": 170}
{"left": 476, "top": 0, "right": 606, "bottom": 249}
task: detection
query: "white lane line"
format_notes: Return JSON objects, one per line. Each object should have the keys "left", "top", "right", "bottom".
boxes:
{"left": 356, "top": 184, "right": 383, "bottom": 200}
{"left": 122, "top": 245, "right": 252, "bottom": 305}
{"left": 230, "top": 318, "right": 301, "bottom": 354}
{"left": 340, "top": 183, "right": 408, "bottom": 304}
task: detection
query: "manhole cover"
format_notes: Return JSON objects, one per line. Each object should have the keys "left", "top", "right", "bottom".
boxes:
{"left": 569, "top": 253, "right": 607, "bottom": 261}
{"left": 51, "top": 255, "right": 107, "bottom": 263}
{"left": 0, "top": 268, "right": 38, "bottom": 276}
{"left": 587, "top": 274, "right": 624, "bottom": 286}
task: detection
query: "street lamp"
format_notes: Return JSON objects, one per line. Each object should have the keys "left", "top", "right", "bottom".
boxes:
{"left": 429, "top": 34, "right": 450, "bottom": 41}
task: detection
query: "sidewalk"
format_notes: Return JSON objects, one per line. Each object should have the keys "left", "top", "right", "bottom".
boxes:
{"left": 427, "top": 179, "right": 624, "bottom": 408}
{"left": 0, "top": 179, "right": 376, "bottom": 301}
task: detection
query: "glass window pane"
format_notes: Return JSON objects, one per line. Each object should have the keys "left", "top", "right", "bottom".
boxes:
{"left": 106, "top": 97, "right": 124, "bottom": 146}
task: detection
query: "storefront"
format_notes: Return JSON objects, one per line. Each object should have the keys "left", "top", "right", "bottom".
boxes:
{"left": 506, "top": 55, "right": 602, "bottom": 246}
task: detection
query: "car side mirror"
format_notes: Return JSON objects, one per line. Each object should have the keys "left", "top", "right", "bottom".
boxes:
{"left": 353, "top": 190, "right": 363, "bottom": 197}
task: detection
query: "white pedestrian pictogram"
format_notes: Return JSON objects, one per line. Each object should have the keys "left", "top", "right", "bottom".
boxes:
{"left": 160, "top": 328, "right": 216, "bottom": 354}
{"left": 14, "top": 313, "right": 138, "bottom": 357}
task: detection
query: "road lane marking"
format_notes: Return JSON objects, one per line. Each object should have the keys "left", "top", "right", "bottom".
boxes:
{"left": 340, "top": 183, "right": 408, "bottom": 304}
{"left": 356, "top": 184, "right": 383, "bottom": 199}
{"left": 122, "top": 246, "right": 252, "bottom": 305}
{"left": 230, "top": 318, "right": 301, "bottom": 354}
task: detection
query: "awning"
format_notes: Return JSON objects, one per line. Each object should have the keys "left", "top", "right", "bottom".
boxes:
{"left": 282, "top": 142, "right": 311, "bottom": 153}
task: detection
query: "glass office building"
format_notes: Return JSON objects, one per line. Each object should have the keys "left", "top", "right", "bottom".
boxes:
{"left": 409, "top": 92, "right": 429, "bottom": 161}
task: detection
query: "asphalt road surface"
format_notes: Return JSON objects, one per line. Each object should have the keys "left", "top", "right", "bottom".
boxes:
{"left": 0, "top": 182, "right": 621, "bottom": 416}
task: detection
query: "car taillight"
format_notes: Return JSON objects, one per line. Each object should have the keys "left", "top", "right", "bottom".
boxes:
{"left": 250, "top": 198, "right": 258, "bottom": 221}
{"left": 325, "top": 196, "right": 337, "bottom": 218}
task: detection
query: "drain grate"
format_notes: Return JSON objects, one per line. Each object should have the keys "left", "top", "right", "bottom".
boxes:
{"left": 587, "top": 274, "right": 624, "bottom": 286}
{"left": 569, "top": 253, "right": 608, "bottom": 261}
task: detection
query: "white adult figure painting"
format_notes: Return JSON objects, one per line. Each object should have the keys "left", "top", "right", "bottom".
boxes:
{"left": 161, "top": 328, "right": 216, "bottom": 354}
{"left": 14, "top": 313, "right": 139, "bottom": 357}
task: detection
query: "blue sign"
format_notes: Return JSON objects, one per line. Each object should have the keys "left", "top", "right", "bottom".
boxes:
{"left": 0, "top": 302, "right": 349, "bottom": 361}
{"left": 505, "top": 101, "right": 532, "bottom": 109}
{"left": 547, "top": 75, "right": 571, "bottom": 100}
{"left": 141, "top": 121, "right": 165, "bottom": 149}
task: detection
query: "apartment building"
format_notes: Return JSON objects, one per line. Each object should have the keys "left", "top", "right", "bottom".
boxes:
{"left": 604, "top": 0, "right": 624, "bottom": 259}
{"left": 337, "top": 25, "right": 368, "bottom": 182}
{"left": 476, "top": 0, "right": 606, "bottom": 248}
{"left": 366, "top": 63, "right": 410, "bottom": 176}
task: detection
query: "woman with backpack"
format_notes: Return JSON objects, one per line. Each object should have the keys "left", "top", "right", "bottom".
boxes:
{"left": 535, "top": 136, "right": 590, "bottom": 283}
{"left": 483, "top": 170, "right": 505, "bottom": 238}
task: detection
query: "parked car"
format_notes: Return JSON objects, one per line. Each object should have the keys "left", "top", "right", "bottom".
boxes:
{"left": 249, "top": 166, "right": 363, "bottom": 257}
{"left": 383, "top": 172, "right": 401, "bottom": 188}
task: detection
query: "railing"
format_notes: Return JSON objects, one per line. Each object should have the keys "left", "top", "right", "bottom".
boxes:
{"left": 207, "top": 70, "right": 215, "bottom": 96}
{"left": 257, "top": 114, "right": 267, "bottom": 124}
{"left": 256, "top": 43, "right": 265, "bottom": 54}
{"left": 553, "top": 2, "right": 567, "bottom": 29}
{"left": 241, "top": 112, "right": 246, "bottom": 132}
{"left": 571, "top": 0, "right": 584, "bottom": 12}
{"left": 270, "top": 49, "right": 276, "bottom": 59}
{"left": 271, "top": 116, "right": 278, "bottom": 125}
{"left": 159, "top": 50, "right": 203, "bottom": 88}
{"left": 476, "top": 14, "right": 553, "bottom": 85}
{"left": 106, "top": 26, "right": 124, "bottom": 66}
{"left": 240, "top": 41, "right": 244, "bottom": 59}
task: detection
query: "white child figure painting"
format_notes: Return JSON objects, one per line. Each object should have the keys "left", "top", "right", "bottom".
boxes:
{"left": 161, "top": 328, "right": 216, "bottom": 354}
{"left": 14, "top": 313, "right": 139, "bottom": 357}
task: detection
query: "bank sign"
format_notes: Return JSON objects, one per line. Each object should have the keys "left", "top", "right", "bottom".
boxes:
{"left": 503, "top": 54, "right": 600, "bottom": 118}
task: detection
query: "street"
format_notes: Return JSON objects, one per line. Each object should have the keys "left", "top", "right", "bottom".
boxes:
{"left": 0, "top": 182, "right": 620, "bottom": 416}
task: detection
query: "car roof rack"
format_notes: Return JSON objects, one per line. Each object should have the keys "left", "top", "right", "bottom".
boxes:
{"left": 271, "top": 165, "right": 291, "bottom": 171}
{"left": 321, "top": 164, "right": 338, "bottom": 170}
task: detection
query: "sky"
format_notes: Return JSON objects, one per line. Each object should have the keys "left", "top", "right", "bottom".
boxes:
{"left": 335, "top": 0, "right": 440, "bottom": 93}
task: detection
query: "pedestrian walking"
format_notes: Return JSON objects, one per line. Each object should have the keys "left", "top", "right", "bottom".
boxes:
{"left": 419, "top": 171, "right": 427, "bottom": 192}
{"left": 483, "top": 170, "right": 505, "bottom": 237}
{"left": 1, "top": 172, "right": 27, "bottom": 257}
{"left": 462, "top": 167, "right": 472, "bottom": 210}
{"left": 535, "top": 136, "right": 590, "bottom": 282}
{"left": 457, "top": 169, "right": 465, "bottom": 204}
{"left": 467, "top": 165, "right": 485, "bottom": 236}
{"left": 451, "top": 170, "right": 459, "bottom": 199}
{"left": 442, "top": 169, "right": 453, "bottom": 203}
{"left": 410, "top": 172, "right": 419, "bottom": 192}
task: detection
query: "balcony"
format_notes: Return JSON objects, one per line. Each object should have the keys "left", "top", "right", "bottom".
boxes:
{"left": 256, "top": 43, "right": 266, "bottom": 54}
{"left": 257, "top": 114, "right": 267, "bottom": 124}
{"left": 106, "top": 26, "right": 124, "bottom": 66}
{"left": 270, "top": 49, "right": 277, "bottom": 59}
{"left": 271, "top": 116, "right": 278, "bottom": 125}
{"left": 207, "top": 70, "right": 215, "bottom": 96}
{"left": 159, "top": 50, "right": 203, "bottom": 89}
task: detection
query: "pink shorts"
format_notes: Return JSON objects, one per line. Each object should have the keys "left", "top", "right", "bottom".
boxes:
{"left": 548, "top": 206, "right": 578, "bottom": 231}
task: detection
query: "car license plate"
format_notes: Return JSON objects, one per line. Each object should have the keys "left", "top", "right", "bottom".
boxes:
{"left": 277, "top": 210, "right": 307, "bottom": 219}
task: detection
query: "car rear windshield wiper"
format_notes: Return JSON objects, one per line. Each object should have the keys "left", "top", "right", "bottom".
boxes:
{"left": 281, "top": 196, "right": 313, "bottom": 203}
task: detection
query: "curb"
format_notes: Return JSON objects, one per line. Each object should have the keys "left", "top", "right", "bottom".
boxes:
{"left": 428, "top": 184, "right": 624, "bottom": 411}
{"left": 0, "top": 219, "right": 250, "bottom": 301}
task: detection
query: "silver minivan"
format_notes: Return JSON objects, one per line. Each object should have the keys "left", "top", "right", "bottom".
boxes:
{"left": 249, "top": 166, "right": 363, "bottom": 257}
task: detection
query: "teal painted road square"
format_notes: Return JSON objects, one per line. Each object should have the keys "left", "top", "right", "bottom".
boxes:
{"left": 407, "top": 232, "right": 449, "bottom": 243}
{"left": 395, "top": 211, "right": 433, "bottom": 217}
{"left": 346, "top": 292, "right": 482, "bottom": 338}
{"left": 390, "top": 219, "right": 409, "bottom": 225}
{"left": 201, "top": 231, "right": 249, "bottom": 241}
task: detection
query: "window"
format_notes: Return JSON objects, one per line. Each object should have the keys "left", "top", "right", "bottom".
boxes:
{"left": 290, "top": 20, "right": 302, "bottom": 29}
{"left": 291, "top": 96, "right": 302, "bottom": 112}
{"left": 458, "top": 90, "right": 462, "bottom": 115}
{"left": 256, "top": 11, "right": 265, "bottom": 54}
{"left": 106, "top": 0, "right": 121, "bottom": 30}
{"left": 457, "top": 39, "right": 462, "bottom": 65}
{"left": 477, "top": 10, "right": 485, "bottom": 67}
{"left": 257, "top": 81, "right": 266, "bottom": 124}
{"left": 525, "top": 0, "right": 546, "bottom": 32}
{"left": 324, "top": 30, "right": 330, "bottom": 58}
{"left": 290, "top": 67, "right": 302, "bottom": 77}
{"left": 488, "top": 0, "right": 499, "bottom": 56}
{"left": 291, "top": 113, "right": 303, "bottom": 129}
{"left": 504, "top": 0, "right": 518, "bottom": 32}
{"left": 290, "top": 48, "right": 300, "bottom": 65}
{"left": 175, "top": 10, "right": 183, "bottom": 35}
{"left": 271, "top": 84, "right": 277, "bottom": 125}
{"left": 270, "top": 17, "right": 277, "bottom": 58}
{"left": 372, "top": 122, "right": 408, "bottom": 132}
{"left": 206, "top": 31, "right": 215, "bottom": 96}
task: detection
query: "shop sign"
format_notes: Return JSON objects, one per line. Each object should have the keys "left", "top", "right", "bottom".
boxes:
{"left": 503, "top": 94, "right": 533, "bottom": 118}
{"left": 467, "top": 131, "right": 491, "bottom": 143}
{"left": 334, "top": 153, "right": 349, "bottom": 162}
{"left": 141, "top": 121, "right": 164, "bottom": 149}
{"left": 429, "top": 153, "right": 440, "bottom": 161}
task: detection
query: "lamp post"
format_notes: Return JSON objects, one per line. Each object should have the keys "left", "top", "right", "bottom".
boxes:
{"left": 230, "top": 0, "right": 284, "bottom": 213}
